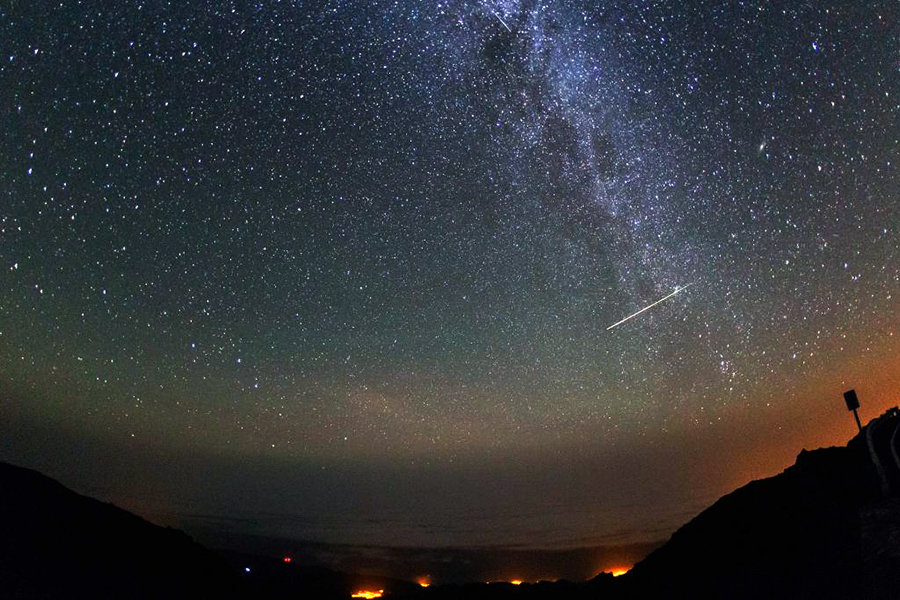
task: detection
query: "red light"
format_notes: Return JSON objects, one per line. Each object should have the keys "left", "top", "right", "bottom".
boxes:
{"left": 283, "top": 557, "right": 292, "bottom": 563}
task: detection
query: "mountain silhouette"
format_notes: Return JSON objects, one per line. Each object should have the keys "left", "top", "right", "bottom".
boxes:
{"left": 0, "top": 461, "right": 240, "bottom": 599}
{"left": 2, "top": 408, "right": 899, "bottom": 599}
{"left": 0, "top": 460, "right": 421, "bottom": 599}
{"left": 625, "top": 407, "right": 900, "bottom": 599}
{"left": 387, "top": 408, "right": 900, "bottom": 599}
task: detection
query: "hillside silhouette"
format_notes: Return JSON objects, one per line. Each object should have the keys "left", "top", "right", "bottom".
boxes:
{"left": 389, "top": 407, "right": 900, "bottom": 599}
{"left": 0, "top": 461, "right": 416, "bottom": 599}
{"left": 623, "top": 406, "right": 900, "bottom": 599}
{"left": 0, "top": 461, "right": 241, "bottom": 599}
{"left": 2, "top": 408, "right": 899, "bottom": 599}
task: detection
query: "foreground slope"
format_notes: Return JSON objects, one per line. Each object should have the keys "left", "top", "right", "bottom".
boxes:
{"left": 0, "top": 461, "right": 240, "bottom": 599}
{"left": 625, "top": 408, "right": 900, "bottom": 599}
{"left": 3, "top": 408, "right": 899, "bottom": 599}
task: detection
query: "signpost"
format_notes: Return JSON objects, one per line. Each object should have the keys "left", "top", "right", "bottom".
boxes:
{"left": 844, "top": 389, "right": 862, "bottom": 432}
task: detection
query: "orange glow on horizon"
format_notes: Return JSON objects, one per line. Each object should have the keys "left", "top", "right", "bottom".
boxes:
{"left": 416, "top": 576, "right": 431, "bottom": 587}
{"left": 596, "top": 565, "right": 632, "bottom": 577}
{"left": 350, "top": 591, "right": 383, "bottom": 599}
{"left": 509, "top": 579, "right": 523, "bottom": 585}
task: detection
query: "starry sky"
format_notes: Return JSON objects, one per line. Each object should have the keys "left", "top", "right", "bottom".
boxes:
{"left": 1, "top": 0, "right": 898, "bottom": 558}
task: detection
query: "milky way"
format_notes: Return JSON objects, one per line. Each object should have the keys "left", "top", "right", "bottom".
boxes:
{"left": 1, "top": 1, "right": 897, "bottom": 548}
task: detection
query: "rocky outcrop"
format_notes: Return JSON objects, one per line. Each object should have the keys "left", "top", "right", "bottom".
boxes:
{"left": 625, "top": 409, "right": 900, "bottom": 599}
{"left": 0, "top": 461, "right": 240, "bottom": 599}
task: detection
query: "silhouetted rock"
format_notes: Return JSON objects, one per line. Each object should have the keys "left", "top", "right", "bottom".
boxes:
{"left": 0, "top": 461, "right": 240, "bottom": 599}
{"left": 626, "top": 408, "right": 900, "bottom": 599}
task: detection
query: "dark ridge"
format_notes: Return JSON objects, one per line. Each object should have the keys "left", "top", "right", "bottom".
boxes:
{"left": 624, "top": 407, "right": 900, "bottom": 600}
{"left": 387, "top": 408, "right": 900, "bottom": 599}
{"left": 3, "top": 408, "right": 899, "bottom": 599}
{"left": 0, "top": 460, "right": 419, "bottom": 599}
{"left": 0, "top": 461, "right": 241, "bottom": 599}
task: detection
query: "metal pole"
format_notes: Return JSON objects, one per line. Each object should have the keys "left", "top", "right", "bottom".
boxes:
{"left": 844, "top": 390, "right": 862, "bottom": 432}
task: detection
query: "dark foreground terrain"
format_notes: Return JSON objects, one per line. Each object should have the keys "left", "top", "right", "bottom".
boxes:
{"left": 2, "top": 408, "right": 899, "bottom": 599}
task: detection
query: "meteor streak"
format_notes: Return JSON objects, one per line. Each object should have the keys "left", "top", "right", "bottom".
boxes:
{"left": 492, "top": 11, "right": 512, "bottom": 32}
{"left": 606, "top": 283, "right": 695, "bottom": 331}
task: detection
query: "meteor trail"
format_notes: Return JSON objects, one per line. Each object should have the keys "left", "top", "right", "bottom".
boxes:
{"left": 606, "top": 283, "right": 695, "bottom": 331}
{"left": 492, "top": 11, "right": 512, "bottom": 32}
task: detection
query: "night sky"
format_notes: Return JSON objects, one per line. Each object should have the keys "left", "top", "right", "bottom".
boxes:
{"left": 1, "top": 0, "right": 898, "bottom": 567}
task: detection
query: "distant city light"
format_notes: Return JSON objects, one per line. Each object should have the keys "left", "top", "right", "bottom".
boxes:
{"left": 509, "top": 580, "right": 523, "bottom": 585}
{"left": 416, "top": 576, "right": 431, "bottom": 588}
{"left": 350, "top": 590, "right": 383, "bottom": 599}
